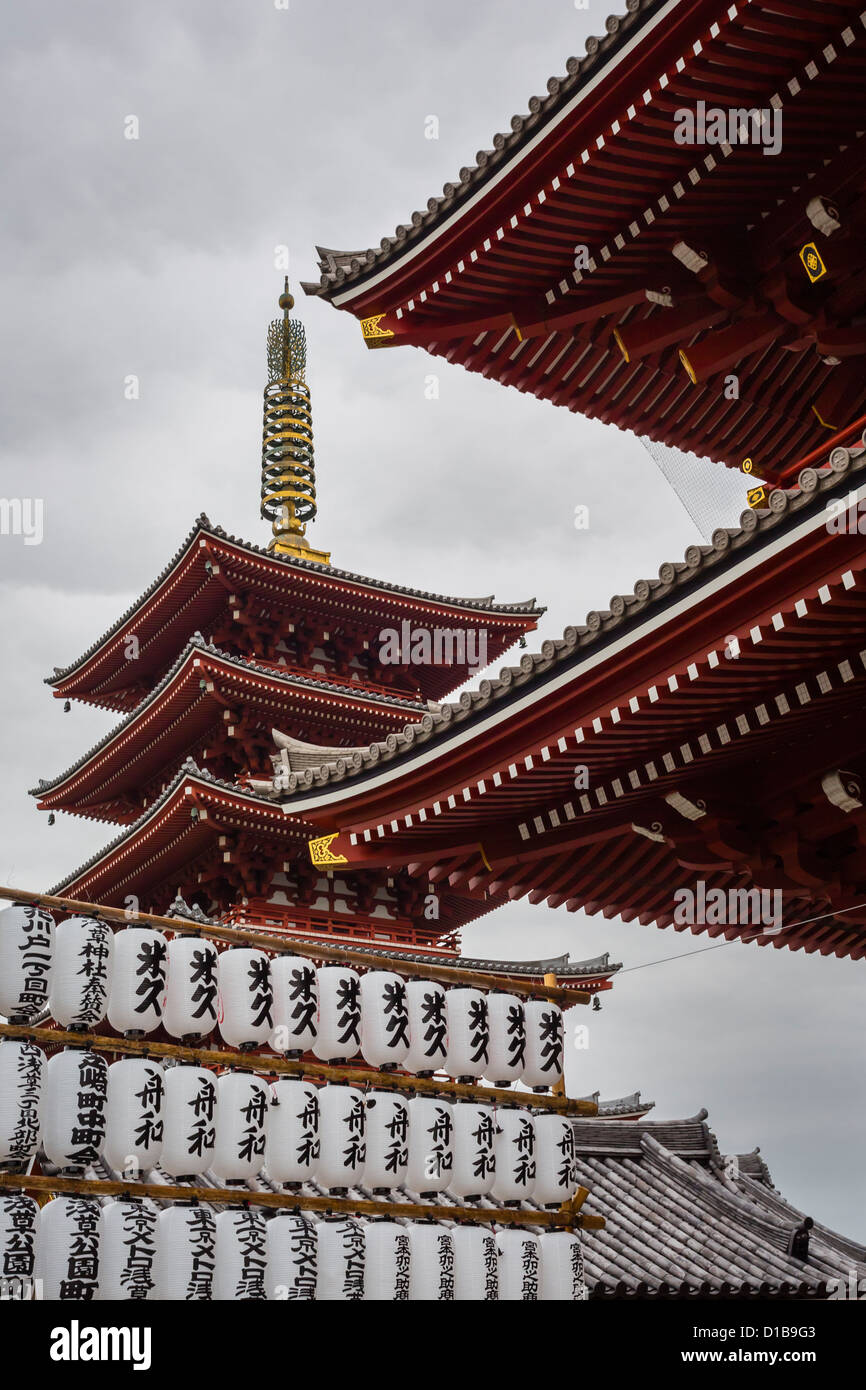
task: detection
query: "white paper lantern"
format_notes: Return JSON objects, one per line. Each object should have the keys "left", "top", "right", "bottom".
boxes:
{"left": 445, "top": 987, "right": 489, "bottom": 1080}
{"left": 486, "top": 992, "right": 526, "bottom": 1086}
{"left": 364, "top": 1089, "right": 408, "bottom": 1191}
{"left": 522, "top": 1000, "right": 564, "bottom": 1091}
{"left": 363, "top": 1221, "right": 411, "bottom": 1301}
{"left": 269, "top": 953, "right": 317, "bottom": 1055}
{"left": 313, "top": 965, "right": 361, "bottom": 1062}
{"left": 0, "top": 1039, "right": 43, "bottom": 1166}
{"left": 265, "top": 1077, "right": 319, "bottom": 1184}
{"left": 316, "top": 1083, "right": 365, "bottom": 1189}
{"left": 408, "top": 1224, "right": 455, "bottom": 1301}
{"left": 403, "top": 979, "right": 448, "bottom": 1075}
{"left": 41, "top": 1048, "right": 108, "bottom": 1170}
{"left": 212, "top": 1071, "right": 268, "bottom": 1182}
{"left": 0, "top": 1192, "right": 38, "bottom": 1294}
{"left": 107, "top": 926, "right": 167, "bottom": 1035}
{"left": 498, "top": 1228, "right": 541, "bottom": 1301}
{"left": 163, "top": 936, "right": 219, "bottom": 1040}
{"left": 265, "top": 1211, "right": 317, "bottom": 1300}
{"left": 38, "top": 1195, "right": 101, "bottom": 1301}
{"left": 97, "top": 1199, "right": 157, "bottom": 1300}
{"left": 449, "top": 1101, "right": 496, "bottom": 1199}
{"left": 104, "top": 1058, "right": 164, "bottom": 1174}
{"left": 213, "top": 1207, "right": 268, "bottom": 1301}
{"left": 540, "top": 1231, "right": 587, "bottom": 1300}
{"left": 217, "top": 948, "right": 273, "bottom": 1049}
{"left": 405, "top": 1096, "right": 453, "bottom": 1194}
{"left": 316, "top": 1217, "right": 365, "bottom": 1301}
{"left": 452, "top": 1224, "right": 498, "bottom": 1301}
{"left": 0, "top": 903, "right": 54, "bottom": 1022}
{"left": 159, "top": 1064, "right": 216, "bottom": 1178}
{"left": 49, "top": 916, "right": 113, "bottom": 1029}
{"left": 154, "top": 1203, "right": 215, "bottom": 1300}
{"left": 360, "top": 971, "right": 410, "bottom": 1068}
{"left": 533, "top": 1114, "right": 578, "bottom": 1207}
{"left": 492, "top": 1107, "right": 536, "bottom": 1203}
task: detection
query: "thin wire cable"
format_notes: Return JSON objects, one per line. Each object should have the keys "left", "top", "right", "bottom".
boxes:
{"left": 618, "top": 898, "right": 866, "bottom": 975}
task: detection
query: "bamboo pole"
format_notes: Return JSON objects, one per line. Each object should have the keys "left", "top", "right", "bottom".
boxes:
{"left": 544, "top": 971, "right": 568, "bottom": 1099}
{"left": 0, "top": 1022, "right": 598, "bottom": 1117}
{"left": 0, "top": 883, "right": 584, "bottom": 1007}
{"left": 0, "top": 1172, "right": 603, "bottom": 1231}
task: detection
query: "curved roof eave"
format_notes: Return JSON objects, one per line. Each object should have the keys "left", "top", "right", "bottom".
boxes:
{"left": 303, "top": 0, "right": 675, "bottom": 304}
{"left": 47, "top": 516, "right": 543, "bottom": 689}
{"left": 265, "top": 449, "right": 866, "bottom": 816}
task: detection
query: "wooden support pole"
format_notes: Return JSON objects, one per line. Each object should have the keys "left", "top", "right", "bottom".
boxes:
{"left": 0, "top": 1172, "right": 603, "bottom": 1231}
{"left": 0, "top": 1022, "right": 598, "bottom": 1117}
{"left": 544, "top": 972, "right": 568, "bottom": 1099}
{"left": 0, "top": 883, "right": 583, "bottom": 1007}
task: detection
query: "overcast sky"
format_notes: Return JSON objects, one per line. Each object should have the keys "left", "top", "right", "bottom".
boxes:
{"left": 1, "top": 0, "right": 863, "bottom": 1241}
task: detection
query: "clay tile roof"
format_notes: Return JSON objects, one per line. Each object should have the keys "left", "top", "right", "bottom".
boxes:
{"left": 586, "top": 1091, "right": 656, "bottom": 1117}
{"left": 48, "top": 759, "right": 292, "bottom": 897}
{"left": 571, "top": 1116, "right": 865, "bottom": 1295}
{"left": 32, "top": 637, "right": 431, "bottom": 798}
{"left": 48, "top": 516, "right": 543, "bottom": 686}
{"left": 303, "top": 0, "right": 653, "bottom": 298}
{"left": 270, "top": 443, "right": 866, "bottom": 800}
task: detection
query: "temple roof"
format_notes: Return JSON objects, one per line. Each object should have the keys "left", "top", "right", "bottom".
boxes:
{"left": 161, "top": 894, "right": 622, "bottom": 983}
{"left": 585, "top": 1091, "right": 655, "bottom": 1118}
{"left": 32, "top": 636, "right": 432, "bottom": 821}
{"left": 48, "top": 516, "right": 542, "bottom": 709}
{"left": 46, "top": 757, "right": 514, "bottom": 942}
{"left": 574, "top": 1114, "right": 866, "bottom": 1295}
{"left": 305, "top": 0, "right": 866, "bottom": 479}
{"left": 304, "top": 0, "right": 660, "bottom": 299}
{"left": 727, "top": 1152, "right": 866, "bottom": 1267}
{"left": 266, "top": 445, "right": 866, "bottom": 799}
{"left": 48, "top": 758, "right": 305, "bottom": 902}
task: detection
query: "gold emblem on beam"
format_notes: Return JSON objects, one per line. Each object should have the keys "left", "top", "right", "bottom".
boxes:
{"left": 799, "top": 242, "right": 826, "bottom": 283}
{"left": 308, "top": 832, "right": 348, "bottom": 867}
{"left": 360, "top": 314, "right": 395, "bottom": 348}
{"left": 742, "top": 458, "right": 766, "bottom": 510}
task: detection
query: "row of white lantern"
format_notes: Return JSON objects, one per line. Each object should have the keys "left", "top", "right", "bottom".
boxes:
{"left": 0, "top": 1194, "right": 586, "bottom": 1300}
{"left": 0, "top": 906, "right": 565, "bottom": 1091}
{"left": 0, "top": 1044, "right": 579, "bottom": 1204}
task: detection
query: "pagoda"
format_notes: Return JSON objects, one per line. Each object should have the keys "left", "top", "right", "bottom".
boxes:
{"left": 35, "top": 283, "right": 612, "bottom": 996}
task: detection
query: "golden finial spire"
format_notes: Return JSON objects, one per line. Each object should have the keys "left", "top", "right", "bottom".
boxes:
{"left": 260, "top": 277, "right": 330, "bottom": 564}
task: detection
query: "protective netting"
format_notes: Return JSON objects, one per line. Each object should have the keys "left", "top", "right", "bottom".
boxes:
{"left": 639, "top": 435, "right": 760, "bottom": 541}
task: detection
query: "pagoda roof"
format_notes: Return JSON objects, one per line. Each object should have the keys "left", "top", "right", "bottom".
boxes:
{"left": 47, "top": 758, "right": 514, "bottom": 941}
{"left": 257, "top": 442, "right": 866, "bottom": 959}
{"left": 48, "top": 516, "right": 542, "bottom": 710}
{"left": 33, "top": 636, "right": 431, "bottom": 823}
{"left": 48, "top": 759, "right": 312, "bottom": 905}
{"left": 306, "top": 0, "right": 866, "bottom": 480}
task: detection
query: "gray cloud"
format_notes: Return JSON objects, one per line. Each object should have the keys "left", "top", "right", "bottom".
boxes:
{"left": 1, "top": 0, "right": 862, "bottom": 1240}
